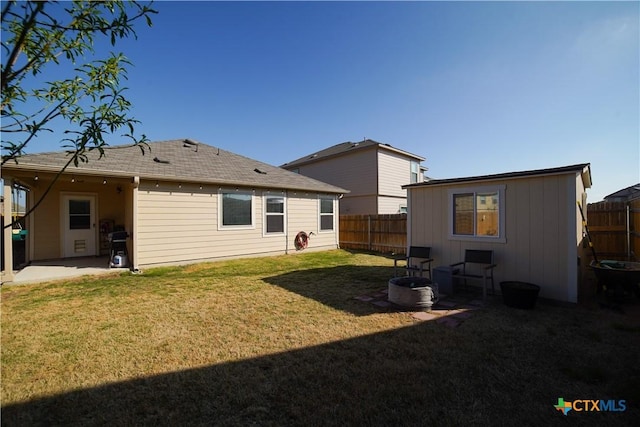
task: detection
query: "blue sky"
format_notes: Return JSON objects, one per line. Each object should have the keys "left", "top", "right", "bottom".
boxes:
{"left": 14, "top": 1, "right": 640, "bottom": 201}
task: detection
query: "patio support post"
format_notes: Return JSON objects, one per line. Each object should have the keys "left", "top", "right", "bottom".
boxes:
{"left": 131, "top": 176, "right": 139, "bottom": 271}
{"left": 2, "top": 179, "right": 15, "bottom": 282}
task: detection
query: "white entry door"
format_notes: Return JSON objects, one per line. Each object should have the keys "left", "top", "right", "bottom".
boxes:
{"left": 62, "top": 195, "right": 97, "bottom": 258}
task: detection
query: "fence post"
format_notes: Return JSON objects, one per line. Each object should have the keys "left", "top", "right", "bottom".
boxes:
{"left": 368, "top": 215, "right": 372, "bottom": 251}
{"left": 627, "top": 204, "right": 631, "bottom": 260}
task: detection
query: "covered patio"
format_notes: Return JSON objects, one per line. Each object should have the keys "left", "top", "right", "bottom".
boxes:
{"left": 4, "top": 256, "right": 118, "bottom": 285}
{"left": 1, "top": 167, "right": 133, "bottom": 283}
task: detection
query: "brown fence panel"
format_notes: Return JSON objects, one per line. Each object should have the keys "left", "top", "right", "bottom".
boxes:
{"left": 339, "top": 214, "right": 407, "bottom": 254}
{"left": 587, "top": 200, "right": 637, "bottom": 261}
{"left": 631, "top": 199, "right": 640, "bottom": 261}
{"left": 338, "top": 215, "right": 370, "bottom": 252}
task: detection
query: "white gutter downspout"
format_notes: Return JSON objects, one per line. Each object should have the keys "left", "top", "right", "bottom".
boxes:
{"left": 2, "top": 180, "right": 15, "bottom": 282}
{"left": 336, "top": 196, "right": 340, "bottom": 249}
{"left": 337, "top": 194, "right": 343, "bottom": 249}
{"left": 285, "top": 190, "right": 290, "bottom": 254}
{"left": 132, "top": 176, "right": 140, "bottom": 271}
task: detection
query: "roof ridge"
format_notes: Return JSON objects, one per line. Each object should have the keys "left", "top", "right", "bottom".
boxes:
{"left": 3, "top": 138, "right": 348, "bottom": 194}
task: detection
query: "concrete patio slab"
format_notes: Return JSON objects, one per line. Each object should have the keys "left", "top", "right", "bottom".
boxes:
{"left": 3, "top": 256, "right": 121, "bottom": 285}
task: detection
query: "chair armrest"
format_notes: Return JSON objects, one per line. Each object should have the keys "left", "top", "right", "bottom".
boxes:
{"left": 450, "top": 261, "right": 464, "bottom": 267}
{"left": 419, "top": 258, "right": 434, "bottom": 266}
{"left": 393, "top": 256, "right": 408, "bottom": 266}
{"left": 482, "top": 264, "right": 497, "bottom": 270}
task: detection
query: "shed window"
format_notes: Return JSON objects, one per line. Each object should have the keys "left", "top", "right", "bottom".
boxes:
{"left": 449, "top": 185, "right": 505, "bottom": 242}
{"left": 220, "top": 190, "right": 254, "bottom": 229}
{"left": 319, "top": 196, "right": 335, "bottom": 231}
{"left": 264, "top": 194, "right": 285, "bottom": 234}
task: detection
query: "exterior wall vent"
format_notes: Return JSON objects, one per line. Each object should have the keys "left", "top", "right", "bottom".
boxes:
{"left": 183, "top": 139, "right": 198, "bottom": 152}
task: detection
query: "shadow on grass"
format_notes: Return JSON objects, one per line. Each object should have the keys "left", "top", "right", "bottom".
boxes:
{"left": 262, "top": 265, "right": 398, "bottom": 315}
{"left": 3, "top": 310, "right": 638, "bottom": 426}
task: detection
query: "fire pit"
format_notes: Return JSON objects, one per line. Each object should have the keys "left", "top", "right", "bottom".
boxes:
{"left": 388, "top": 277, "right": 437, "bottom": 310}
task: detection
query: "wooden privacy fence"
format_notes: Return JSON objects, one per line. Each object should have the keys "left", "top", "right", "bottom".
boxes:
{"left": 339, "top": 200, "right": 639, "bottom": 260}
{"left": 586, "top": 199, "right": 640, "bottom": 261}
{"left": 339, "top": 214, "right": 407, "bottom": 254}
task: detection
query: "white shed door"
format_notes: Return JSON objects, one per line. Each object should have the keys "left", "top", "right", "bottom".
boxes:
{"left": 62, "top": 195, "right": 96, "bottom": 257}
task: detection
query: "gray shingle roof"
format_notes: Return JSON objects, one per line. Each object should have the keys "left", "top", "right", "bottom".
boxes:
{"left": 403, "top": 163, "right": 592, "bottom": 189}
{"left": 2, "top": 139, "right": 348, "bottom": 194}
{"left": 281, "top": 139, "right": 425, "bottom": 168}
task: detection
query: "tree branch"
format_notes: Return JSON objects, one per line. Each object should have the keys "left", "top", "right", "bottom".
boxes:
{"left": 0, "top": 1, "right": 44, "bottom": 92}
{"left": 1, "top": 0, "right": 14, "bottom": 24}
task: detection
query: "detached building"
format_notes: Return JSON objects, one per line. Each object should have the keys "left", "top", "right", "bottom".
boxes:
{"left": 403, "top": 163, "right": 593, "bottom": 303}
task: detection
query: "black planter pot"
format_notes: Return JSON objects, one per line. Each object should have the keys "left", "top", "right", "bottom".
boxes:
{"left": 500, "top": 281, "right": 540, "bottom": 309}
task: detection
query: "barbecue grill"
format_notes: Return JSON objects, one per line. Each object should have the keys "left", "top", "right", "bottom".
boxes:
{"left": 109, "top": 231, "right": 129, "bottom": 268}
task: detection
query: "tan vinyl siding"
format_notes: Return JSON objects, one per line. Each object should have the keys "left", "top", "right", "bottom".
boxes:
{"left": 287, "top": 193, "right": 339, "bottom": 252}
{"left": 377, "top": 150, "right": 410, "bottom": 198}
{"left": 296, "top": 149, "right": 377, "bottom": 196}
{"left": 136, "top": 182, "right": 339, "bottom": 267}
{"left": 295, "top": 149, "right": 377, "bottom": 215}
{"left": 378, "top": 196, "right": 408, "bottom": 214}
{"left": 31, "top": 184, "right": 61, "bottom": 260}
{"left": 137, "top": 183, "right": 256, "bottom": 266}
{"left": 286, "top": 145, "right": 421, "bottom": 215}
{"left": 4, "top": 172, "right": 340, "bottom": 270}
{"left": 409, "top": 174, "right": 581, "bottom": 302}
{"left": 341, "top": 195, "right": 377, "bottom": 215}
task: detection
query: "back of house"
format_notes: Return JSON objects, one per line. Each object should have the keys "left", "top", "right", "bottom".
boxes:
{"left": 1, "top": 139, "right": 347, "bottom": 282}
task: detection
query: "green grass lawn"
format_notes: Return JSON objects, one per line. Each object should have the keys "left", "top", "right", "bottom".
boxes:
{"left": 1, "top": 249, "right": 639, "bottom": 426}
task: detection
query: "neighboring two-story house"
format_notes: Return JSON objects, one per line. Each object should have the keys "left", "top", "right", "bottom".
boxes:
{"left": 281, "top": 139, "right": 427, "bottom": 215}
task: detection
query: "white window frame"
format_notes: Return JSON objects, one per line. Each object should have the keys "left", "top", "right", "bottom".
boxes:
{"left": 218, "top": 189, "right": 255, "bottom": 230}
{"left": 318, "top": 195, "right": 335, "bottom": 233}
{"left": 410, "top": 161, "right": 419, "bottom": 184}
{"left": 263, "top": 192, "right": 287, "bottom": 236}
{"left": 448, "top": 185, "right": 506, "bottom": 243}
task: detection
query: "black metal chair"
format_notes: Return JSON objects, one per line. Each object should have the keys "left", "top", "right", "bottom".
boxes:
{"left": 450, "top": 249, "right": 496, "bottom": 301}
{"left": 394, "top": 246, "right": 433, "bottom": 280}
